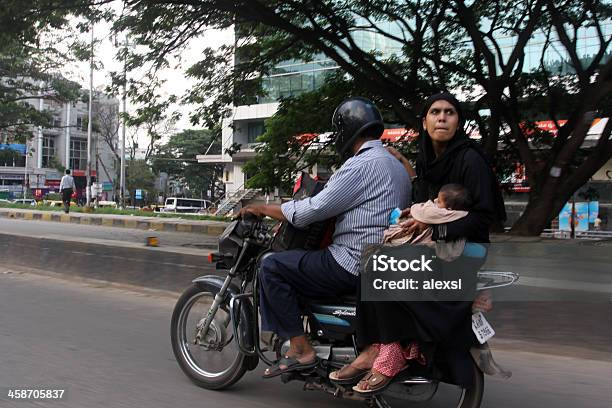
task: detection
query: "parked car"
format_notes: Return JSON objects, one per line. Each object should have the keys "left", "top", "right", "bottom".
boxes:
{"left": 162, "top": 197, "right": 211, "bottom": 213}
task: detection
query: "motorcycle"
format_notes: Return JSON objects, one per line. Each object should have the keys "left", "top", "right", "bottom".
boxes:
{"left": 170, "top": 215, "right": 517, "bottom": 408}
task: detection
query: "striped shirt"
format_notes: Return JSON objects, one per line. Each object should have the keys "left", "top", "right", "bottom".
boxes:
{"left": 281, "top": 140, "right": 411, "bottom": 275}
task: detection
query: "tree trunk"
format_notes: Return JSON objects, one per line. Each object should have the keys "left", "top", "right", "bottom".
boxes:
{"left": 510, "top": 174, "right": 587, "bottom": 236}
{"left": 510, "top": 197, "right": 554, "bottom": 236}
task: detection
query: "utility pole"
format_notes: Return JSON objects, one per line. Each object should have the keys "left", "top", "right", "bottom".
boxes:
{"left": 86, "top": 22, "right": 94, "bottom": 207}
{"left": 114, "top": 34, "right": 129, "bottom": 209}
{"left": 22, "top": 140, "right": 28, "bottom": 199}
{"left": 120, "top": 38, "right": 127, "bottom": 209}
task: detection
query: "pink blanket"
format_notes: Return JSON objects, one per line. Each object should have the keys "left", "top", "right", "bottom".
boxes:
{"left": 382, "top": 200, "right": 468, "bottom": 261}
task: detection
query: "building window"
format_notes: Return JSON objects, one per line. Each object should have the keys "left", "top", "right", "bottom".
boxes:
{"left": 42, "top": 135, "right": 55, "bottom": 168}
{"left": 0, "top": 148, "right": 24, "bottom": 167}
{"left": 247, "top": 121, "right": 265, "bottom": 144}
{"left": 52, "top": 115, "right": 62, "bottom": 127}
{"left": 76, "top": 116, "right": 86, "bottom": 131}
{"left": 70, "top": 138, "right": 87, "bottom": 170}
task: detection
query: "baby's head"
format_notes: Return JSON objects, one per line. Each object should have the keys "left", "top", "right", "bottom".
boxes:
{"left": 437, "top": 184, "right": 472, "bottom": 210}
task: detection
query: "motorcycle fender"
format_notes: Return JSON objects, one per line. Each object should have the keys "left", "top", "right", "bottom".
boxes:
{"left": 192, "top": 275, "right": 257, "bottom": 360}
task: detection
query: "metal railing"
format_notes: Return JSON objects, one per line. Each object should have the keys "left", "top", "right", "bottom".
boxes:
{"left": 539, "top": 228, "right": 612, "bottom": 239}
{"left": 212, "top": 186, "right": 261, "bottom": 216}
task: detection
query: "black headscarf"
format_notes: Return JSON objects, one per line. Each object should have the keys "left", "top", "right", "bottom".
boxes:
{"left": 415, "top": 92, "right": 506, "bottom": 222}
{"left": 416, "top": 92, "right": 471, "bottom": 186}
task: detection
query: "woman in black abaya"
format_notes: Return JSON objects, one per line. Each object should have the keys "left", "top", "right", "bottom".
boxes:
{"left": 329, "top": 92, "right": 506, "bottom": 393}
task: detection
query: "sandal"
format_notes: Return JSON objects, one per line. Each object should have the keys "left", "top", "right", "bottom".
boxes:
{"left": 262, "top": 356, "right": 318, "bottom": 379}
{"left": 352, "top": 369, "right": 394, "bottom": 395}
{"left": 329, "top": 364, "right": 370, "bottom": 385}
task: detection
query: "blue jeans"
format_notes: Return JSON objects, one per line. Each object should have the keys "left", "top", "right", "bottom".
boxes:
{"left": 258, "top": 249, "right": 358, "bottom": 339}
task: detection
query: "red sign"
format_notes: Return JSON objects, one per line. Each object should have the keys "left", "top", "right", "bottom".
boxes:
{"left": 524, "top": 118, "right": 603, "bottom": 137}
{"left": 46, "top": 180, "right": 60, "bottom": 187}
{"left": 295, "top": 128, "right": 419, "bottom": 145}
{"left": 380, "top": 128, "right": 418, "bottom": 142}
{"left": 72, "top": 170, "right": 97, "bottom": 177}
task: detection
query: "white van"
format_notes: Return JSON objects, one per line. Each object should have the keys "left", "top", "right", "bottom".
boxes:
{"left": 162, "top": 197, "right": 211, "bottom": 213}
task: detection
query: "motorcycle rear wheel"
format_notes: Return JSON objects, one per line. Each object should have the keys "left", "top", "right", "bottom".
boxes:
{"left": 454, "top": 361, "right": 484, "bottom": 408}
{"left": 379, "top": 359, "right": 484, "bottom": 408}
{"left": 171, "top": 284, "right": 250, "bottom": 390}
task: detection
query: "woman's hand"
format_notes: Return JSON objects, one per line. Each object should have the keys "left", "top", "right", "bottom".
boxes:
{"left": 386, "top": 147, "right": 416, "bottom": 178}
{"left": 405, "top": 219, "right": 429, "bottom": 236}
{"left": 472, "top": 290, "right": 493, "bottom": 313}
{"left": 386, "top": 146, "right": 405, "bottom": 162}
{"left": 398, "top": 217, "right": 428, "bottom": 236}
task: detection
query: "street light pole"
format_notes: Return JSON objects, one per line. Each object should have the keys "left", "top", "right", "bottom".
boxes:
{"left": 114, "top": 34, "right": 129, "bottom": 208}
{"left": 119, "top": 38, "right": 127, "bottom": 209}
{"left": 22, "top": 140, "right": 28, "bottom": 199}
{"left": 86, "top": 22, "right": 94, "bottom": 207}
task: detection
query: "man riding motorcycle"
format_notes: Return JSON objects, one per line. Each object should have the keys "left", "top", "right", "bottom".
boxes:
{"left": 238, "top": 97, "right": 410, "bottom": 378}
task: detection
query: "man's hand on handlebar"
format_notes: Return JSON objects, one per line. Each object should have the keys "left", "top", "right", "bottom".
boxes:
{"left": 236, "top": 204, "right": 287, "bottom": 222}
{"left": 237, "top": 204, "right": 265, "bottom": 220}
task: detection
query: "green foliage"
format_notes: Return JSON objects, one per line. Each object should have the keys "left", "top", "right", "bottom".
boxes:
{"left": 126, "top": 159, "right": 155, "bottom": 202}
{"left": 0, "top": 200, "right": 230, "bottom": 221}
{"left": 49, "top": 155, "right": 66, "bottom": 173}
{"left": 242, "top": 71, "right": 426, "bottom": 192}
{"left": 151, "top": 128, "right": 224, "bottom": 199}
{"left": 103, "top": 0, "right": 612, "bottom": 234}
{"left": 242, "top": 73, "right": 369, "bottom": 191}
{"left": 0, "top": 1, "right": 88, "bottom": 141}
{"left": 45, "top": 192, "right": 61, "bottom": 201}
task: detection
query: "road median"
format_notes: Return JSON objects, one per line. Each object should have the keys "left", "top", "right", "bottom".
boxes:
{"left": 0, "top": 230, "right": 220, "bottom": 292}
{"left": 0, "top": 207, "right": 229, "bottom": 235}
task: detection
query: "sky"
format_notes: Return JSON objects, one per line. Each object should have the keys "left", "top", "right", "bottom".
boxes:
{"left": 62, "top": 4, "right": 233, "bottom": 144}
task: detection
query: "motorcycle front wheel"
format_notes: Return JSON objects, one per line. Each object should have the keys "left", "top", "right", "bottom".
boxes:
{"left": 171, "top": 284, "right": 251, "bottom": 390}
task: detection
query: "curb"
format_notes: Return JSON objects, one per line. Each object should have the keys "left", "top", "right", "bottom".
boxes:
{"left": 0, "top": 208, "right": 229, "bottom": 235}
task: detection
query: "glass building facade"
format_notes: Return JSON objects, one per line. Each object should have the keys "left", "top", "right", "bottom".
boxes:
{"left": 259, "top": 19, "right": 405, "bottom": 103}
{"left": 257, "top": 20, "right": 610, "bottom": 104}
{"left": 473, "top": 21, "right": 611, "bottom": 75}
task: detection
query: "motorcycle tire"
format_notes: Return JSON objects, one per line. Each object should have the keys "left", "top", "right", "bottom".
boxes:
{"left": 171, "top": 284, "right": 250, "bottom": 390}
{"left": 457, "top": 360, "right": 484, "bottom": 408}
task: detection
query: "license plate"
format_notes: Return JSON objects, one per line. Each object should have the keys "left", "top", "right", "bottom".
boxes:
{"left": 472, "top": 312, "right": 495, "bottom": 344}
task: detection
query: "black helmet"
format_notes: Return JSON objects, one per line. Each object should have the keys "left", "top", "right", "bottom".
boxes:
{"left": 331, "top": 97, "right": 384, "bottom": 159}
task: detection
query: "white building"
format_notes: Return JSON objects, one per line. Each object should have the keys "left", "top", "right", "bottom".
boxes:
{"left": 0, "top": 92, "right": 119, "bottom": 200}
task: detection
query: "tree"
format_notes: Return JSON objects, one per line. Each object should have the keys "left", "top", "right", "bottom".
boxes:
{"left": 151, "top": 128, "right": 224, "bottom": 199}
{"left": 109, "top": 0, "right": 611, "bottom": 235}
{"left": 126, "top": 159, "right": 155, "bottom": 204}
{"left": 242, "top": 71, "right": 407, "bottom": 192}
{"left": 122, "top": 74, "right": 180, "bottom": 161}
{"left": 0, "top": 1, "right": 89, "bottom": 141}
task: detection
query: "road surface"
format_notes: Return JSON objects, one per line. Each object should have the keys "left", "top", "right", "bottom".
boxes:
{"left": 1, "top": 270, "right": 610, "bottom": 408}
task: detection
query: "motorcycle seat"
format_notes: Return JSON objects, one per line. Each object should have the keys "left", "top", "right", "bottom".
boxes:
{"left": 309, "top": 294, "right": 357, "bottom": 306}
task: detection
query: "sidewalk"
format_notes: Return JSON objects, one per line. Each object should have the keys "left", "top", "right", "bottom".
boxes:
{"left": 0, "top": 207, "right": 229, "bottom": 235}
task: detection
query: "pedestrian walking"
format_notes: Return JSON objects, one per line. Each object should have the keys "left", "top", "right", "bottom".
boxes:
{"left": 594, "top": 216, "right": 602, "bottom": 231}
{"left": 59, "top": 169, "right": 75, "bottom": 214}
